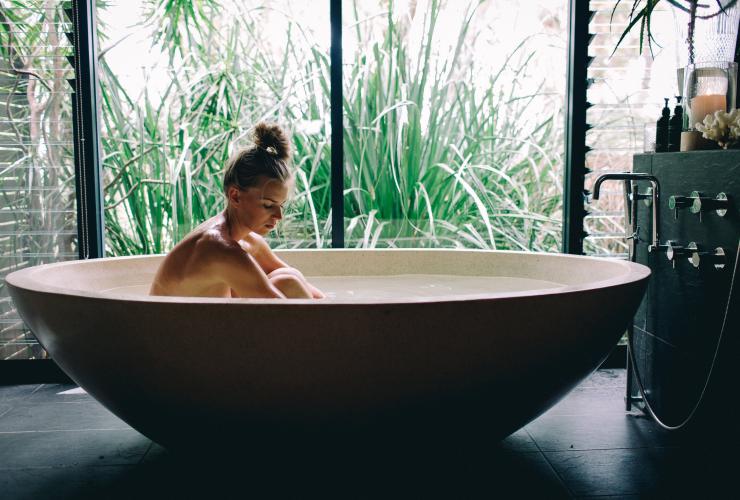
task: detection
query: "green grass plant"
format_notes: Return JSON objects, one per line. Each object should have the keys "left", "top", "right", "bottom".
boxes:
{"left": 340, "top": 0, "right": 562, "bottom": 250}
{"left": 98, "top": 0, "right": 565, "bottom": 255}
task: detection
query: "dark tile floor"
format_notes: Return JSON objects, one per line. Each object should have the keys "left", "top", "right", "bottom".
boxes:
{"left": 0, "top": 369, "right": 735, "bottom": 499}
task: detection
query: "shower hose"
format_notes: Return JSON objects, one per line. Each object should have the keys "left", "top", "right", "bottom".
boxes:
{"left": 626, "top": 238, "right": 740, "bottom": 431}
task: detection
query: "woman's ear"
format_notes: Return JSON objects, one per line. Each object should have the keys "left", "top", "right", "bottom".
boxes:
{"left": 226, "top": 185, "right": 241, "bottom": 206}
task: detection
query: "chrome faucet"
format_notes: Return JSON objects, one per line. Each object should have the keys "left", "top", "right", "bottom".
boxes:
{"left": 592, "top": 172, "right": 661, "bottom": 253}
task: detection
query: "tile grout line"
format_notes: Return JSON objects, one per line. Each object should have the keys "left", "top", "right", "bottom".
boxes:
{"left": 519, "top": 370, "right": 629, "bottom": 498}
{"left": 524, "top": 426, "right": 577, "bottom": 499}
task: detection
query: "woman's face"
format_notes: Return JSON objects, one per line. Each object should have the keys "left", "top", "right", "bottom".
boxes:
{"left": 228, "top": 176, "right": 291, "bottom": 235}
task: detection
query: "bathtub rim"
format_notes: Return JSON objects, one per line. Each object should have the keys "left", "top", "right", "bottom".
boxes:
{"left": 5, "top": 248, "right": 650, "bottom": 305}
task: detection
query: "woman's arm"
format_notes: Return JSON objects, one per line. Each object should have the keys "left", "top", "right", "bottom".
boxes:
{"left": 242, "top": 233, "right": 325, "bottom": 298}
{"left": 240, "top": 233, "right": 288, "bottom": 275}
{"left": 203, "top": 239, "right": 285, "bottom": 298}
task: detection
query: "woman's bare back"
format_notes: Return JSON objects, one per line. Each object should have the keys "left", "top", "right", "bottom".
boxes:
{"left": 149, "top": 213, "right": 319, "bottom": 299}
{"left": 149, "top": 216, "right": 237, "bottom": 297}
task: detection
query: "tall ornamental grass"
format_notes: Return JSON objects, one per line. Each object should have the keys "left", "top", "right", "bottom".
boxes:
{"left": 339, "top": 0, "right": 562, "bottom": 250}
{"left": 98, "top": 0, "right": 564, "bottom": 255}
{"left": 99, "top": 0, "right": 332, "bottom": 254}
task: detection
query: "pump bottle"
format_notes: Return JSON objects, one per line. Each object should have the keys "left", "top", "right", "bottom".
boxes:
{"left": 668, "top": 96, "right": 683, "bottom": 152}
{"left": 655, "top": 98, "right": 670, "bottom": 152}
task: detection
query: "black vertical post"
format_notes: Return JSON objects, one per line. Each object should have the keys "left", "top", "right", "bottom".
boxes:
{"left": 67, "top": 0, "right": 105, "bottom": 259}
{"left": 330, "top": 0, "right": 344, "bottom": 248}
{"left": 735, "top": 26, "right": 740, "bottom": 106}
{"left": 563, "top": 0, "right": 592, "bottom": 255}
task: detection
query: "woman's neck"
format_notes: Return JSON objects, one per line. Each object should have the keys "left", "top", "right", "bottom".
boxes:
{"left": 223, "top": 208, "right": 251, "bottom": 242}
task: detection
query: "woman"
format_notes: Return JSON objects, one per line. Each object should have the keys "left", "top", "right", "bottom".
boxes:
{"left": 149, "top": 122, "right": 324, "bottom": 299}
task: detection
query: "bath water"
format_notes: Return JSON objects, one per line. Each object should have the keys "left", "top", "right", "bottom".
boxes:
{"left": 101, "top": 275, "right": 563, "bottom": 299}
{"left": 312, "top": 275, "right": 563, "bottom": 299}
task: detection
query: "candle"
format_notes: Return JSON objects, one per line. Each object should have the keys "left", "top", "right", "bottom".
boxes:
{"left": 690, "top": 94, "right": 727, "bottom": 128}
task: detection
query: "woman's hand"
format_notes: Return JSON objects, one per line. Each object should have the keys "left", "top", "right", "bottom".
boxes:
{"left": 306, "top": 283, "right": 326, "bottom": 299}
{"left": 268, "top": 267, "right": 325, "bottom": 299}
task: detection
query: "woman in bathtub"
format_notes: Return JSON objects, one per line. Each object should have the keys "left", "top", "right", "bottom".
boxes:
{"left": 150, "top": 122, "right": 324, "bottom": 299}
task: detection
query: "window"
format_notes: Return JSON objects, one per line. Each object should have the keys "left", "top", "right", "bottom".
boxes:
{"left": 97, "top": 0, "right": 331, "bottom": 254}
{"left": 585, "top": 0, "right": 679, "bottom": 256}
{"left": 342, "top": 0, "right": 566, "bottom": 250}
{"left": 98, "top": 0, "right": 567, "bottom": 254}
{"left": 0, "top": 1, "right": 76, "bottom": 360}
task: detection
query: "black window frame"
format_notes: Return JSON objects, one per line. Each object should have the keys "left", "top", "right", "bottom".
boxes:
{"left": 75, "top": 0, "right": 590, "bottom": 255}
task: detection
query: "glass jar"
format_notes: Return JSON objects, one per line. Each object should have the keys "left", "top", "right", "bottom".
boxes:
{"left": 683, "top": 61, "right": 738, "bottom": 130}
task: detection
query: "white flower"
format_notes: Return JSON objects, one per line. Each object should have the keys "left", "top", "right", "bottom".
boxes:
{"left": 696, "top": 109, "right": 740, "bottom": 148}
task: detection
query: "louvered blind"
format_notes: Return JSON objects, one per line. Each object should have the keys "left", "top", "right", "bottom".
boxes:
{"left": 0, "top": 1, "right": 76, "bottom": 360}
{"left": 584, "top": 0, "right": 676, "bottom": 257}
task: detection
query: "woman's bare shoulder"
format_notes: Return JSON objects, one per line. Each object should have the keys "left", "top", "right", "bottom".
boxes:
{"left": 192, "top": 229, "right": 244, "bottom": 261}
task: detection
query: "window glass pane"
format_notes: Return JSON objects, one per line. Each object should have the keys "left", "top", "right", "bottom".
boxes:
{"left": 342, "top": 0, "right": 567, "bottom": 250}
{"left": 97, "top": 0, "right": 331, "bottom": 255}
{"left": 0, "top": 1, "right": 76, "bottom": 359}
{"left": 584, "top": 0, "right": 677, "bottom": 256}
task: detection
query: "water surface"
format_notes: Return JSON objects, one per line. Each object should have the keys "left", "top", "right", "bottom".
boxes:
{"left": 101, "top": 274, "right": 564, "bottom": 299}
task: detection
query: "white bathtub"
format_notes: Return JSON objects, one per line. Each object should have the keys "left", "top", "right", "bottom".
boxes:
{"left": 6, "top": 249, "right": 649, "bottom": 453}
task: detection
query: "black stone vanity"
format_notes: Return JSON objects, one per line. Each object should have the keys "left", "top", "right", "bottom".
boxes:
{"left": 629, "top": 150, "right": 740, "bottom": 434}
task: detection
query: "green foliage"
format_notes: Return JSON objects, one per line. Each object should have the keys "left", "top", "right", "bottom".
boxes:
{"left": 611, "top": 0, "right": 738, "bottom": 57}
{"left": 143, "top": 0, "right": 221, "bottom": 60}
{"left": 340, "top": 0, "right": 562, "bottom": 250}
{"left": 0, "top": 0, "right": 77, "bottom": 261}
{"left": 99, "top": 0, "right": 564, "bottom": 255}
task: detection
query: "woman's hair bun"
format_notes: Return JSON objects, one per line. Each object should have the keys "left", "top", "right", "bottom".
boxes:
{"left": 253, "top": 122, "right": 290, "bottom": 161}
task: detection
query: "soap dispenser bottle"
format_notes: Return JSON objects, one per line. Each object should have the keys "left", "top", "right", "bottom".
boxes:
{"left": 655, "top": 98, "right": 670, "bottom": 152}
{"left": 668, "top": 96, "right": 683, "bottom": 152}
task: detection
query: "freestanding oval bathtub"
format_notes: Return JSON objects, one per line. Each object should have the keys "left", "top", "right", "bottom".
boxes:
{"left": 6, "top": 249, "right": 649, "bottom": 454}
